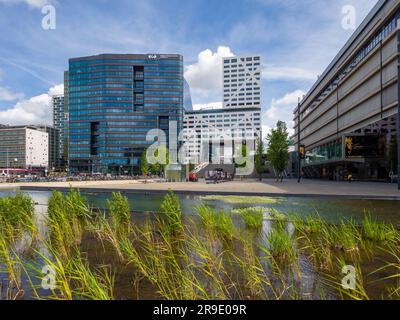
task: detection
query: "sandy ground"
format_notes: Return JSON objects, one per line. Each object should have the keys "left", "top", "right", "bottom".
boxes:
{"left": 1, "top": 179, "right": 399, "bottom": 199}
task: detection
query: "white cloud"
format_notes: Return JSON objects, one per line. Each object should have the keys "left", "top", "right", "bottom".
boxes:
{"left": 193, "top": 102, "right": 223, "bottom": 111}
{"left": 263, "top": 89, "right": 306, "bottom": 137}
{"left": 0, "top": 0, "right": 53, "bottom": 8}
{"left": 0, "top": 84, "right": 62, "bottom": 126}
{"left": 0, "top": 87, "right": 24, "bottom": 101}
{"left": 262, "top": 65, "right": 318, "bottom": 81}
{"left": 184, "top": 46, "right": 234, "bottom": 100}
{"left": 48, "top": 83, "right": 63, "bottom": 96}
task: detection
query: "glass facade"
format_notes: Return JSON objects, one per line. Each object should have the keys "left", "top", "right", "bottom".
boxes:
{"left": 305, "top": 139, "right": 343, "bottom": 166}
{"left": 67, "top": 54, "right": 184, "bottom": 174}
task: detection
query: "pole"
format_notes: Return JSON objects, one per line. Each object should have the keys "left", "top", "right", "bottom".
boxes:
{"left": 397, "top": 19, "right": 400, "bottom": 190}
{"left": 297, "top": 98, "right": 301, "bottom": 183}
{"left": 6, "top": 148, "right": 9, "bottom": 177}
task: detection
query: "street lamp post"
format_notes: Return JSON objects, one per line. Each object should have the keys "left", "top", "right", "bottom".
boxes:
{"left": 6, "top": 148, "right": 9, "bottom": 177}
{"left": 297, "top": 98, "right": 302, "bottom": 183}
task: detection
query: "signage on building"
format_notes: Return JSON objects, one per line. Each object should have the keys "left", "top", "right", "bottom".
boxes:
{"left": 344, "top": 135, "right": 385, "bottom": 158}
{"left": 299, "top": 145, "right": 306, "bottom": 159}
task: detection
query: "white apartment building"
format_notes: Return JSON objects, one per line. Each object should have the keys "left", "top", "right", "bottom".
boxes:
{"left": 26, "top": 128, "right": 49, "bottom": 168}
{"left": 223, "top": 55, "right": 262, "bottom": 109}
{"left": 183, "top": 107, "right": 262, "bottom": 164}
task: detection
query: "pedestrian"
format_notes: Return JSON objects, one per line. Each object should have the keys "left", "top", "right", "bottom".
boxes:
{"left": 348, "top": 173, "right": 353, "bottom": 183}
{"left": 389, "top": 171, "right": 394, "bottom": 183}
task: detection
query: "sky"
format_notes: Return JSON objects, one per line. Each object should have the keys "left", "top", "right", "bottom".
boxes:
{"left": 0, "top": 0, "right": 378, "bottom": 136}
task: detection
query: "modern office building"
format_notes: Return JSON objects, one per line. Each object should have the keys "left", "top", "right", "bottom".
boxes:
{"left": 223, "top": 55, "right": 262, "bottom": 109}
{"left": 0, "top": 125, "right": 49, "bottom": 171}
{"left": 183, "top": 107, "right": 262, "bottom": 164}
{"left": 67, "top": 53, "right": 184, "bottom": 174}
{"left": 52, "top": 93, "right": 67, "bottom": 167}
{"left": 181, "top": 54, "right": 263, "bottom": 166}
{"left": 293, "top": 0, "right": 400, "bottom": 181}
{"left": 64, "top": 71, "right": 70, "bottom": 168}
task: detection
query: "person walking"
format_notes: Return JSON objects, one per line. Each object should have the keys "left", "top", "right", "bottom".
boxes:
{"left": 389, "top": 171, "right": 394, "bottom": 184}
{"left": 348, "top": 172, "right": 353, "bottom": 183}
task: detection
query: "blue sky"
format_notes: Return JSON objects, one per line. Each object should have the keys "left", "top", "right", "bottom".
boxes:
{"left": 0, "top": 0, "right": 378, "bottom": 135}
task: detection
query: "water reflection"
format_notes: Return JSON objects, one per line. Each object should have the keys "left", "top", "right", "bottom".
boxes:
{"left": 11, "top": 191, "right": 400, "bottom": 225}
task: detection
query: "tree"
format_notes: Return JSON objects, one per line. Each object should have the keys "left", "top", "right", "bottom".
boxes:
{"left": 266, "top": 121, "right": 290, "bottom": 182}
{"left": 150, "top": 146, "right": 170, "bottom": 176}
{"left": 140, "top": 151, "right": 149, "bottom": 176}
{"left": 255, "top": 138, "right": 264, "bottom": 181}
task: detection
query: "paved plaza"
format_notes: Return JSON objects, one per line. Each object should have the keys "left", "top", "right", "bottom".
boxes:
{"left": 1, "top": 179, "right": 398, "bottom": 200}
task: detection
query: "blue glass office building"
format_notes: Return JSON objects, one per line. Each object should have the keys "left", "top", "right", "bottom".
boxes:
{"left": 67, "top": 54, "right": 184, "bottom": 174}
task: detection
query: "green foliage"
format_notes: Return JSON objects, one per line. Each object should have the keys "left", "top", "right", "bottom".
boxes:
{"left": 160, "top": 190, "right": 183, "bottom": 235}
{"left": 0, "top": 192, "right": 35, "bottom": 242}
{"left": 268, "top": 209, "right": 287, "bottom": 221}
{"left": 2, "top": 190, "right": 400, "bottom": 300}
{"left": 255, "top": 138, "right": 264, "bottom": 181}
{"left": 149, "top": 145, "right": 170, "bottom": 175}
{"left": 266, "top": 121, "right": 290, "bottom": 180}
{"left": 292, "top": 214, "right": 328, "bottom": 236}
{"left": 140, "top": 150, "right": 149, "bottom": 176}
{"left": 332, "top": 220, "right": 360, "bottom": 252}
{"left": 362, "top": 214, "right": 398, "bottom": 245}
{"left": 266, "top": 222, "right": 297, "bottom": 264}
{"left": 201, "top": 195, "right": 278, "bottom": 204}
{"left": 235, "top": 207, "right": 264, "bottom": 229}
{"left": 107, "top": 192, "right": 131, "bottom": 238}
{"left": 0, "top": 233, "right": 24, "bottom": 298}
{"left": 67, "top": 255, "right": 114, "bottom": 300}
{"left": 197, "top": 205, "right": 235, "bottom": 240}
{"left": 47, "top": 189, "right": 90, "bottom": 259}
{"left": 28, "top": 247, "right": 114, "bottom": 300}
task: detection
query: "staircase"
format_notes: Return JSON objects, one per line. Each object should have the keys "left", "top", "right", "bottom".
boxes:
{"left": 192, "top": 162, "right": 209, "bottom": 174}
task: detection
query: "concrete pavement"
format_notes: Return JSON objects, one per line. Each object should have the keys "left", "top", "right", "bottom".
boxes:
{"left": 4, "top": 179, "right": 399, "bottom": 200}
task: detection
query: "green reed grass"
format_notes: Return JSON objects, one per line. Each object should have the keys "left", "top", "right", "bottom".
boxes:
{"left": 268, "top": 208, "right": 287, "bottom": 222}
{"left": 159, "top": 190, "right": 183, "bottom": 236}
{"left": 322, "top": 257, "right": 369, "bottom": 300}
{"left": 25, "top": 243, "right": 114, "bottom": 300}
{"left": 331, "top": 220, "right": 361, "bottom": 253}
{"left": 2, "top": 190, "right": 400, "bottom": 301}
{"left": 266, "top": 222, "right": 297, "bottom": 264}
{"left": 201, "top": 195, "right": 279, "bottom": 205}
{"left": 47, "top": 189, "right": 91, "bottom": 260}
{"left": 107, "top": 192, "right": 131, "bottom": 239}
{"left": 235, "top": 207, "right": 264, "bottom": 229}
{"left": 0, "top": 192, "right": 36, "bottom": 243}
{"left": 118, "top": 221, "right": 208, "bottom": 300}
{"left": 368, "top": 244, "right": 400, "bottom": 299}
{"left": 232, "top": 236, "right": 283, "bottom": 299}
{"left": 196, "top": 205, "right": 235, "bottom": 241}
{"left": 362, "top": 214, "right": 398, "bottom": 245}
{"left": 0, "top": 234, "right": 24, "bottom": 299}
